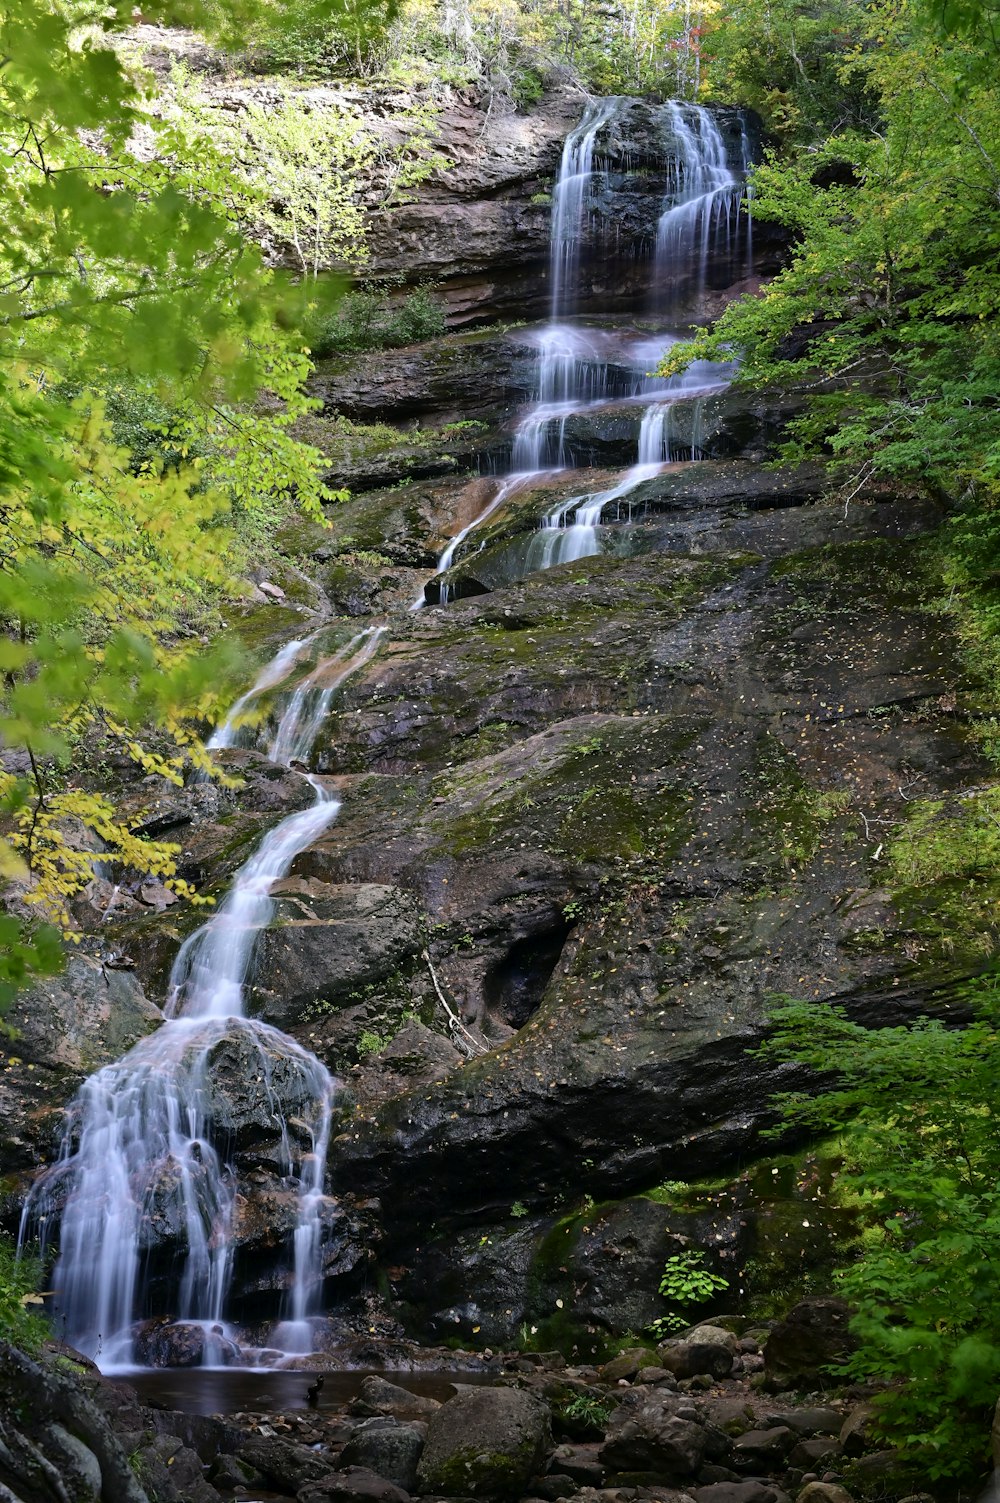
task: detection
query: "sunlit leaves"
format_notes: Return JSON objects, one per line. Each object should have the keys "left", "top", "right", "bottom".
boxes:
{"left": 0, "top": 0, "right": 400, "bottom": 1003}
{"left": 661, "top": 5, "right": 1000, "bottom": 509}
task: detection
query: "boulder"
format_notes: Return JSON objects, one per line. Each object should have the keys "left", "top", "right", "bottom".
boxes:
{"left": 693, "top": 1486, "right": 778, "bottom": 1503}
{"left": 599, "top": 1390, "right": 707, "bottom": 1477}
{"left": 132, "top": 1320, "right": 241, "bottom": 1369}
{"left": 731, "top": 1428, "right": 795, "bottom": 1464}
{"left": 768, "top": 1408, "right": 845, "bottom": 1438}
{"left": 763, "top": 1300, "right": 854, "bottom": 1389}
{"left": 209, "top": 1454, "right": 265, "bottom": 1490}
{"left": 789, "top": 1436, "right": 842, "bottom": 1468}
{"left": 234, "top": 1434, "right": 335, "bottom": 1490}
{"left": 847, "top": 1449, "right": 909, "bottom": 1492}
{"left": 201, "top": 1018, "right": 330, "bottom": 1156}
{"left": 838, "top": 1403, "right": 877, "bottom": 1457}
{"left": 659, "top": 1327, "right": 737, "bottom": 1381}
{"left": 796, "top": 1487, "right": 854, "bottom": 1503}
{"left": 548, "top": 1444, "right": 605, "bottom": 1486}
{"left": 416, "top": 1386, "right": 551, "bottom": 1499}
{"left": 340, "top": 1418, "right": 425, "bottom": 1491}
{"left": 352, "top": 1376, "right": 441, "bottom": 1422}
{"left": 130, "top": 1435, "right": 221, "bottom": 1503}
{"left": 300, "top": 1468, "right": 411, "bottom": 1503}
{"left": 600, "top": 1348, "right": 657, "bottom": 1384}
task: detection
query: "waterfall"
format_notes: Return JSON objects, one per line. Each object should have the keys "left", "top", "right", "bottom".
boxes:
{"left": 428, "top": 98, "right": 746, "bottom": 596}
{"left": 550, "top": 96, "right": 618, "bottom": 319}
{"left": 22, "top": 627, "right": 384, "bottom": 1369}
{"left": 655, "top": 101, "right": 749, "bottom": 311}
{"left": 207, "top": 635, "right": 310, "bottom": 752}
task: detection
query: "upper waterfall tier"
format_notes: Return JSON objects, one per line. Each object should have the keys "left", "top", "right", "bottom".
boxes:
{"left": 362, "top": 91, "right": 765, "bottom": 324}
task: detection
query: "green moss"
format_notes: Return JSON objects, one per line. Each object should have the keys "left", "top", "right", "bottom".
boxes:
{"left": 426, "top": 1447, "right": 535, "bottom": 1501}
{"left": 222, "top": 603, "right": 307, "bottom": 655}
{"left": 884, "top": 786, "right": 1000, "bottom": 967}
{"left": 742, "top": 732, "right": 851, "bottom": 871}
{"left": 429, "top": 718, "right": 696, "bottom": 864}
{"left": 771, "top": 534, "right": 941, "bottom": 610}
{"left": 646, "top": 1149, "right": 861, "bottom": 1320}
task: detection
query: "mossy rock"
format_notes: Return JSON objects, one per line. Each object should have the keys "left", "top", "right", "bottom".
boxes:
{"left": 417, "top": 1388, "right": 552, "bottom": 1500}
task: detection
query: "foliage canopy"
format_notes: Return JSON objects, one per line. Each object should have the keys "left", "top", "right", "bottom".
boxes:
{"left": 0, "top": 0, "right": 397, "bottom": 1006}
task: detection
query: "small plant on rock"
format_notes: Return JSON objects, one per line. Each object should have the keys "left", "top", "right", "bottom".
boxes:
{"left": 649, "top": 1250, "right": 729, "bottom": 1336}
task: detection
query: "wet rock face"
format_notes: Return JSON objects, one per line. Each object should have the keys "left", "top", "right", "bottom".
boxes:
{"left": 251, "top": 880, "right": 425, "bottom": 1026}
{"left": 361, "top": 91, "right": 779, "bottom": 323}
{"left": 274, "top": 470, "right": 987, "bottom": 1295}
{"left": 0, "top": 956, "right": 161, "bottom": 1184}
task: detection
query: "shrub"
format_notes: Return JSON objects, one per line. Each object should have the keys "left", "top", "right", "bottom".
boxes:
{"left": 307, "top": 282, "right": 446, "bottom": 357}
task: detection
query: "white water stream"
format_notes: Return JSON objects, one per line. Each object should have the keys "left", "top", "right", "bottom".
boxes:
{"left": 654, "top": 102, "right": 750, "bottom": 311}
{"left": 23, "top": 628, "right": 384, "bottom": 1368}
{"left": 430, "top": 97, "right": 748, "bottom": 595}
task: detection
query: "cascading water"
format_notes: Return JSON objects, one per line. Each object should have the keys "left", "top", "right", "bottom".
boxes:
{"left": 21, "top": 100, "right": 758, "bottom": 1371}
{"left": 550, "top": 96, "right": 619, "bottom": 319}
{"left": 22, "top": 627, "right": 384, "bottom": 1368}
{"left": 207, "top": 635, "right": 310, "bottom": 752}
{"left": 511, "top": 98, "right": 747, "bottom": 569}
{"left": 428, "top": 96, "right": 747, "bottom": 593}
{"left": 654, "top": 101, "right": 751, "bottom": 313}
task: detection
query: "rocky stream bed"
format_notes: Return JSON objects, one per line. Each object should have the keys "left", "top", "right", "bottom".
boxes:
{"left": 0, "top": 1308, "right": 930, "bottom": 1503}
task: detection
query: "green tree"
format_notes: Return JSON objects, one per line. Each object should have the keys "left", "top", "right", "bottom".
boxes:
{"left": 761, "top": 994, "right": 1000, "bottom": 1481}
{"left": 0, "top": 0, "right": 396, "bottom": 1006}
{"left": 662, "top": 1, "right": 1000, "bottom": 517}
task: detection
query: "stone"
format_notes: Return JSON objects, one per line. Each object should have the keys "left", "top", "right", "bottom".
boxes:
{"left": 340, "top": 1418, "right": 426, "bottom": 1491}
{"left": 131, "top": 1437, "right": 221, "bottom": 1503}
{"left": 600, "top": 1349, "right": 657, "bottom": 1384}
{"left": 789, "top": 1438, "right": 842, "bottom": 1468}
{"left": 132, "top": 1319, "right": 241, "bottom": 1369}
{"left": 416, "top": 1386, "right": 552, "bottom": 1499}
{"left": 534, "top": 1475, "right": 581, "bottom": 1500}
{"left": 693, "top": 1486, "right": 778, "bottom": 1503}
{"left": 732, "top": 1428, "right": 795, "bottom": 1462}
{"left": 847, "top": 1449, "right": 908, "bottom": 1490}
{"left": 837, "top": 1405, "right": 876, "bottom": 1458}
{"left": 549, "top": 1444, "right": 605, "bottom": 1486}
{"left": 658, "top": 1328, "right": 736, "bottom": 1381}
{"left": 209, "top": 1454, "right": 264, "bottom": 1489}
{"left": 768, "top": 1410, "right": 844, "bottom": 1439}
{"left": 599, "top": 1391, "right": 706, "bottom": 1477}
{"left": 352, "top": 1376, "right": 441, "bottom": 1422}
{"left": 637, "top": 1367, "right": 673, "bottom": 1385}
{"left": 763, "top": 1301, "right": 854, "bottom": 1389}
{"left": 234, "top": 1433, "right": 335, "bottom": 1490}
{"left": 795, "top": 1487, "right": 854, "bottom": 1503}
{"left": 300, "top": 1467, "right": 411, "bottom": 1503}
